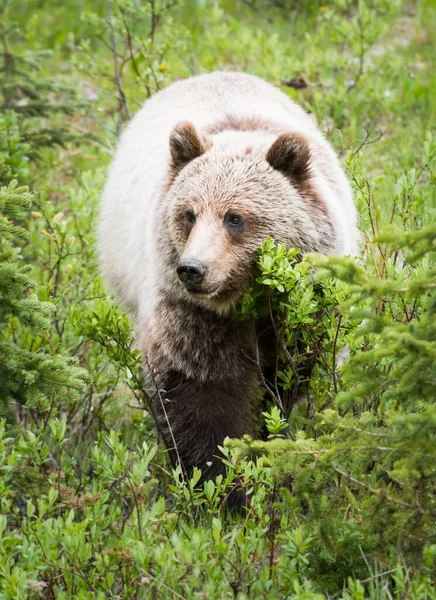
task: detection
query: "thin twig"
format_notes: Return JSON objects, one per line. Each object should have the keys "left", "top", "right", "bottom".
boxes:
{"left": 108, "top": 5, "right": 131, "bottom": 130}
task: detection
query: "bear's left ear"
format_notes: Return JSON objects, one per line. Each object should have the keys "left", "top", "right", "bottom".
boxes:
{"left": 169, "top": 121, "right": 211, "bottom": 174}
{"left": 266, "top": 133, "right": 311, "bottom": 187}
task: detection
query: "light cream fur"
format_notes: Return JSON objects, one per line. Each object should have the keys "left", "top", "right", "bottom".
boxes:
{"left": 99, "top": 72, "right": 358, "bottom": 324}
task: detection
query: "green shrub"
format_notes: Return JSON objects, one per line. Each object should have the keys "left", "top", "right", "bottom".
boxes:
{"left": 0, "top": 181, "right": 89, "bottom": 424}
{"left": 1, "top": 0, "right": 435, "bottom": 597}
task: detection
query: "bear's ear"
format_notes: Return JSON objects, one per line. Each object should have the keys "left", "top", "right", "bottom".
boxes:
{"left": 169, "top": 121, "right": 210, "bottom": 173}
{"left": 266, "top": 133, "right": 311, "bottom": 187}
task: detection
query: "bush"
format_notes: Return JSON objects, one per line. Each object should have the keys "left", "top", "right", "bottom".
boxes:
{"left": 1, "top": 0, "right": 435, "bottom": 597}
{"left": 0, "top": 181, "right": 89, "bottom": 426}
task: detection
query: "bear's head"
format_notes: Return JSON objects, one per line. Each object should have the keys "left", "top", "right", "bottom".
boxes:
{"left": 163, "top": 121, "right": 335, "bottom": 312}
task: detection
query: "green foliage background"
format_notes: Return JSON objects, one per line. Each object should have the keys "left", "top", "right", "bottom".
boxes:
{"left": 0, "top": 0, "right": 435, "bottom": 597}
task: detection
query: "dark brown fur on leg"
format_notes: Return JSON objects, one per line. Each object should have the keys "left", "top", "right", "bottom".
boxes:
{"left": 153, "top": 369, "right": 259, "bottom": 509}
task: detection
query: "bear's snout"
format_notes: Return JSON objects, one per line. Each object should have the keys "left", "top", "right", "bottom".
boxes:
{"left": 177, "top": 259, "right": 207, "bottom": 287}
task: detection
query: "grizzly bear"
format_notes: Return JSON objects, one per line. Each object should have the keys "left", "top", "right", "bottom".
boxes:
{"left": 99, "top": 72, "right": 358, "bottom": 496}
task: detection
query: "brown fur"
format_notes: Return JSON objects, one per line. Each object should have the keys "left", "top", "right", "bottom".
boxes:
{"left": 168, "top": 122, "right": 212, "bottom": 186}
{"left": 205, "top": 115, "right": 337, "bottom": 222}
{"left": 155, "top": 372, "right": 258, "bottom": 477}
{"left": 143, "top": 295, "right": 258, "bottom": 383}
{"left": 266, "top": 133, "right": 311, "bottom": 189}
{"left": 100, "top": 73, "right": 356, "bottom": 511}
{"left": 142, "top": 296, "right": 260, "bottom": 507}
{"left": 143, "top": 118, "right": 341, "bottom": 507}
{"left": 266, "top": 132, "right": 334, "bottom": 221}
{"left": 170, "top": 122, "right": 207, "bottom": 170}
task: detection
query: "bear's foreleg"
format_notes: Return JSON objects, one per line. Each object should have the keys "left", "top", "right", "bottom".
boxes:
{"left": 152, "top": 370, "right": 259, "bottom": 503}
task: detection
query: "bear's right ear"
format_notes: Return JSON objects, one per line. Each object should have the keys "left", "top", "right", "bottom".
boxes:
{"left": 169, "top": 121, "right": 210, "bottom": 174}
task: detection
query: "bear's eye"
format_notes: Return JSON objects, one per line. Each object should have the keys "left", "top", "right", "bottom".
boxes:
{"left": 224, "top": 212, "right": 244, "bottom": 228}
{"left": 184, "top": 209, "right": 196, "bottom": 228}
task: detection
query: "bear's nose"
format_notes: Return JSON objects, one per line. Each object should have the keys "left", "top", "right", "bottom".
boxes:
{"left": 176, "top": 259, "right": 206, "bottom": 285}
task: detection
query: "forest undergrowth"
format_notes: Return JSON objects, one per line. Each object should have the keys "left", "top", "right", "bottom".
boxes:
{"left": 0, "top": 0, "right": 435, "bottom": 598}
